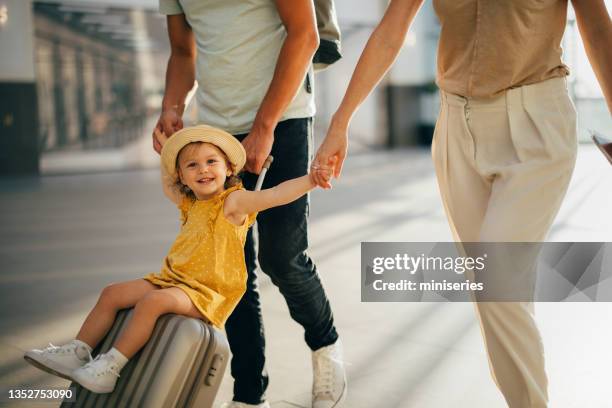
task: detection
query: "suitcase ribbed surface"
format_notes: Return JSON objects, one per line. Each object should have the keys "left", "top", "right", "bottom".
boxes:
{"left": 61, "top": 309, "right": 228, "bottom": 408}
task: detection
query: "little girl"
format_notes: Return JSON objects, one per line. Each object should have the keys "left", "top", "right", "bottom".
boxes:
{"left": 24, "top": 124, "right": 332, "bottom": 394}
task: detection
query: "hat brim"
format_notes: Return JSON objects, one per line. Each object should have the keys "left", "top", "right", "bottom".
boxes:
{"left": 161, "top": 125, "right": 246, "bottom": 181}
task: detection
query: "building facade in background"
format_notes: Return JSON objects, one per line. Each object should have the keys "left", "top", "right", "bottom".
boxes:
{"left": 0, "top": 0, "right": 609, "bottom": 176}
{"left": 0, "top": 0, "right": 168, "bottom": 175}
{"left": 33, "top": 2, "right": 170, "bottom": 152}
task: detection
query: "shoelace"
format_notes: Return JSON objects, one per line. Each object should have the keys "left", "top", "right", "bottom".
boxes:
{"left": 38, "top": 342, "right": 94, "bottom": 363}
{"left": 82, "top": 354, "right": 121, "bottom": 378}
{"left": 39, "top": 343, "right": 61, "bottom": 353}
{"left": 38, "top": 343, "right": 73, "bottom": 354}
{"left": 313, "top": 354, "right": 343, "bottom": 396}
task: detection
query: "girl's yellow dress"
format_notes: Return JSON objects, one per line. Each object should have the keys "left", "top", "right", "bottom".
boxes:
{"left": 144, "top": 184, "right": 256, "bottom": 328}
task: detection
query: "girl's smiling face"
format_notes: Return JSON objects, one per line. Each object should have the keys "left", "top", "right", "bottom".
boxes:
{"left": 177, "top": 142, "right": 232, "bottom": 200}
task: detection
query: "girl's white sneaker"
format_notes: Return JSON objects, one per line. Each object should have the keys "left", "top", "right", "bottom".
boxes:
{"left": 24, "top": 341, "right": 91, "bottom": 380}
{"left": 71, "top": 353, "right": 121, "bottom": 394}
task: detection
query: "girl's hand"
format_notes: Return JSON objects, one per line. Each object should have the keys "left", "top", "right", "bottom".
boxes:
{"left": 152, "top": 107, "right": 183, "bottom": 154}
{"left": 154, "top": 128, "right": 170, "bottom": 152}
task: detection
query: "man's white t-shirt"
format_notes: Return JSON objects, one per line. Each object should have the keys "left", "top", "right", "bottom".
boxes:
{"left": 160, "top": 0, "right": 316, "bottom": 134}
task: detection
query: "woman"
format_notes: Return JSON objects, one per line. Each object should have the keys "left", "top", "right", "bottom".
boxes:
{"left": 312, "top": 1, "right": 612, "bottom": 407}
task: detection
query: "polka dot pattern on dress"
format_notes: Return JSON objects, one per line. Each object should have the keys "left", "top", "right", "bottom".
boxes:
{"left": 143, "top": 184, "right": 257, "bottom": 328}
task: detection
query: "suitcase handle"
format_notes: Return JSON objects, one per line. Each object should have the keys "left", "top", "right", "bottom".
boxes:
{"left": 253, "top": 155, "right": 273, "bottom": 192}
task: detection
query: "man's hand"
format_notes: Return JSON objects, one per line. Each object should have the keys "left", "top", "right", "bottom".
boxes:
{"left": 242, "top": 125, "right": 275, "bottom": 174}
{"left": 152, "top": 106, "right": 184, "bottom": 154}
{"left": 311, "top": 119, "right": 348, "bottom": 188}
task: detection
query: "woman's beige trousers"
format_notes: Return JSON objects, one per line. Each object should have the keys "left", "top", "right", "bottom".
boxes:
{"left": 432, "top": 77, "right": 577, "bottom": 408}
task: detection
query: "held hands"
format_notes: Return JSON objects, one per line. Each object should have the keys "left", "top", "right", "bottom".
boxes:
{"left": 152, "top": 105, "right": 184, "bottom": 154}
{"left": 311, "top": 119, "right": 349, "bottom": 189}
{"left": 310, "top": 157, "right": 336, "bottom": 189}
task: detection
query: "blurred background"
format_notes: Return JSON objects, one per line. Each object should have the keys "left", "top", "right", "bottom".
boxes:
{"left": 0, "top": 1, "right": 611, "bottom": 408}
{"left": 0, "top": 0, "right": 610, "bottom": 175}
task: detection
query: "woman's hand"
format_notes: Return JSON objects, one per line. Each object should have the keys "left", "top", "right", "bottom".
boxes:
{"left": 311, "top": 119, "right": 348, "bottom": 189}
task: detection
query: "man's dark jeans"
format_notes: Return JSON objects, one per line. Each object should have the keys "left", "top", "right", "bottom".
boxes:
{"left": 227, "top": 118, "right": 339, "bottom": 404}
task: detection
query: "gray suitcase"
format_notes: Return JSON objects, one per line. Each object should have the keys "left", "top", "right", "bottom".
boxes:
{"left": 61, "top": 308, "right": 229, "bottom": 408}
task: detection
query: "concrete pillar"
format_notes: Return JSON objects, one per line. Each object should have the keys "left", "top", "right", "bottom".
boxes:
{"left": 386, "top": 2, "right": 439, "bottom": 147}
{"left": 0, "top": 0, "right": 40, "bottom": 175}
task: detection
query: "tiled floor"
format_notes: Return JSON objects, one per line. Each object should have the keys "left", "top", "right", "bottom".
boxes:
{"left": 0, "top": 145, "right": 610, "bottom": 408}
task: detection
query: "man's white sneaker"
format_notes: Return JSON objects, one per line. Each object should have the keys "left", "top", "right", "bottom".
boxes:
{"left": 312, "top": 340, "right": 347, "bottom": 408}
{"left": 219, "top": 401, "right": 271, "bottom": 408}
{"left": 71, "top": 353, "right": 121, "bottom": 394}
{"left": 24, "top": 340, "right": 91, "bottom": 380}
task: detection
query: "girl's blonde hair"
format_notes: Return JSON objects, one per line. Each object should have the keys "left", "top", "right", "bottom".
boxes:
{"left": 175, "top": 142, "right": 241, "bottom": 199}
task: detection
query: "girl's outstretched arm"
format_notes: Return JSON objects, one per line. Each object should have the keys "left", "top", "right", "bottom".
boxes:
{"left": 223, "top": 173, "right": 325, "bottom": 224}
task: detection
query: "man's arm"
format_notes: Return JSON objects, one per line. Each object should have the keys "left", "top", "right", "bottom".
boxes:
{"left": 571, "top": 0, "right": 612, "bottom": 112}
{"left": 241, "top": 0, "right": 319, "bottom": 173}
{"left": 153, "top": 14, "right": 197, "bottom": 153}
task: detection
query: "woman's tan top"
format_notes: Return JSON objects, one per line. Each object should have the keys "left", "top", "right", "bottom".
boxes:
{"left": 433, "top": 0, "right": 570, "bottom": 97}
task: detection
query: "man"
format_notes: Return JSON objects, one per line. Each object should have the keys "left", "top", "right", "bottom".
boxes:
{"left": 153, "top": 1, "right": 346, "bottom": 407}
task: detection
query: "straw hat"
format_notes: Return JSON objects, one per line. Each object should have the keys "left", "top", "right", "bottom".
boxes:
{"left": 161, "top": 125, "right": 246, "bottom": 180}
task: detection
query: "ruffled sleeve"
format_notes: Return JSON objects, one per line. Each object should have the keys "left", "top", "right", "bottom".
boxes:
{"left": 206, "top": 184, "right": 244, "bottom": 229}
{"left": 221, "top": 185, "right": 257, "bottom": 230}
{"left": 178, "top": 195, "right": 194, "bottom": 225}
{"left": 218, "top": 184, "right": 243, "bottom": 200}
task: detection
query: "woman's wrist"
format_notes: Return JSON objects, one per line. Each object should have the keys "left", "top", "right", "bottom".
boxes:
{"left": 330, "top": 111, "right": 351, "bottom": 132}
